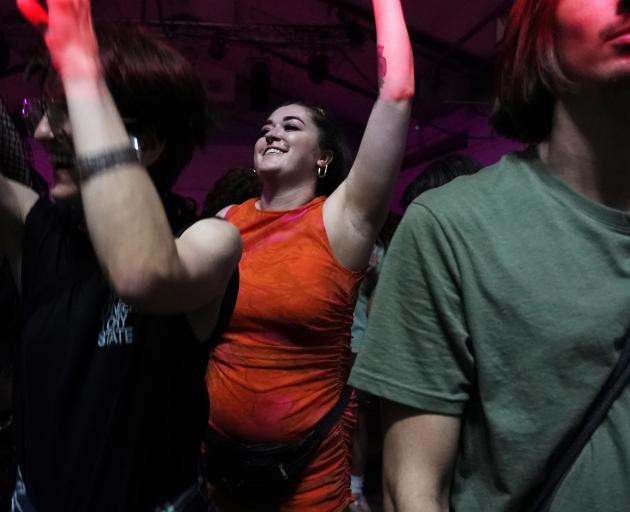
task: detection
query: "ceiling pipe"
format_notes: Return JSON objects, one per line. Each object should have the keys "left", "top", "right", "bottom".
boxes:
{"left": 319, "top": 0, "right": 486, "bottom": 70}
{"left": 260, "top": 47, "right": 377, "bottom": 99}
{"left": 142, "top": 20, "right": 356, "bottom": 47}
{"left": 432, "top": 0, "right": 512, "bottom": 71}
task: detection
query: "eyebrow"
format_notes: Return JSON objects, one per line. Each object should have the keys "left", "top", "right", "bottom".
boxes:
{"left": 263, "top": 115, "right": 306, "bottom": 126}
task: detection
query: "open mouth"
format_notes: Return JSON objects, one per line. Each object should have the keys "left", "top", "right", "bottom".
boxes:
{"left": 263, "top": 147, "right": 286, "bottom": 156}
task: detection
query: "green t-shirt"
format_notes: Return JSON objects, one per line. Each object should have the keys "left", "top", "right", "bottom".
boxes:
{"left": 350, "top": 150, "right": 630, "bottom": 511}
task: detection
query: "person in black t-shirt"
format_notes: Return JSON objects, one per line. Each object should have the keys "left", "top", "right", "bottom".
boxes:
{"left": 1, "top": 1, "right": 241, "bottom": 511}
{"left": 0, "top": 96, "right": 41, "bottom": 512}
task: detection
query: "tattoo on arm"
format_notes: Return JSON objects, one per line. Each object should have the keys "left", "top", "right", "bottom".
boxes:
{"left": 377, "top": 45, "right": 388, "bottom": 90}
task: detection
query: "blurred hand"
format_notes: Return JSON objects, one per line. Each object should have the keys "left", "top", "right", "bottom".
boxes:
{"left": 17, "top": 0, "right": 99, "bottom": 79}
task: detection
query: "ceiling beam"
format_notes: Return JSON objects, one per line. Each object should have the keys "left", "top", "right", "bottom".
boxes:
{"left": 319, "top": 0, "right": 488, "bottom": 70}
{"left": 143, "top": 19, "right": 358, "bottom": 47}
{"left": 433, "top": 0, "right": 512, "bottom": 70}
{"left": 261, "top": 47, "right": 377, "bottom": 99}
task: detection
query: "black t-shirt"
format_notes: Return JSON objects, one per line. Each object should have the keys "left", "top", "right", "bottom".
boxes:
{"left": 15, "top": 199, "right": 236, "bottom": 512}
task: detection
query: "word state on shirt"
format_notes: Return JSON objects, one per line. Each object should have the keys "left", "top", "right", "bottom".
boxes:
{"left": 97, "top": 294, "right": 135, "bottom": 348}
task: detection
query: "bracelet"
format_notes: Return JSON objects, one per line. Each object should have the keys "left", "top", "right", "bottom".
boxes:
{"left": 75, "top": 146, "right": 140, "bottom": 181}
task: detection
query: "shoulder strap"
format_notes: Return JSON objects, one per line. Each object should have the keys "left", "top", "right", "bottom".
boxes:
{"left": 312, "top": 386, "right": 353, "bottom": 440}
{"left": 526, "top": 324, "right": 630, "bottom": 512}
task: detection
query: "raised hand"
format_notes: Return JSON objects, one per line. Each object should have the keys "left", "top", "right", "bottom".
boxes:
{"left": 16, "top": 0, "right": 48, "bottom": 29}
{"left": 17, "top": 0, "right": 99, "bottom": 79}
{"left": 372, "top": 0, "right": 414, "bottom": 101}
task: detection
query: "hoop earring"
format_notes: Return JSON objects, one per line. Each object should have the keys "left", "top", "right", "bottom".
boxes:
{"left": 318, "top": 164, "right": 328, "bottom": 179}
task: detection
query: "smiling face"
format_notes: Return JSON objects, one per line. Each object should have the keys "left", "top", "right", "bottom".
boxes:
{"left": 254, "top": 104, "right": 331, "bottom": 189}
{"left": 555, "top": 0, "right": 630, "bottom": 88}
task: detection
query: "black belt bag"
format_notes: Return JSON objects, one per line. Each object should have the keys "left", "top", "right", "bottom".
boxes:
{"left": 204, "top": 387, "right": 352, "bottom": 507}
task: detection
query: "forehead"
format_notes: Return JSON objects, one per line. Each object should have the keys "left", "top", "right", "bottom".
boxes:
{"left": 266, "top": 104, "right": 313, "bottom": 124}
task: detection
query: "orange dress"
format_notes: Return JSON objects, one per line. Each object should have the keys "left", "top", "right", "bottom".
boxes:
{"left": 206, "top": 196, "right": 363, "bottom": 511}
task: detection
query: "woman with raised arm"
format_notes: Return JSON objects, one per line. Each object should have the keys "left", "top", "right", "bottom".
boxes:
{"left": 6, "top": 0, "right": 241, "bottom": 510}
{"left": 203, "top": 0, "right": 414, "bottom": 510}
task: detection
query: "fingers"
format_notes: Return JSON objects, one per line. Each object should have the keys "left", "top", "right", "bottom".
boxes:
{"left": 16, "top": 0, "right": 49, "bottom": 30}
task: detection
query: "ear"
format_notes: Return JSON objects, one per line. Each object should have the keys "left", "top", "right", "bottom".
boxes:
{"left": 317, "top": 150, "right": 334, "bottom": 168}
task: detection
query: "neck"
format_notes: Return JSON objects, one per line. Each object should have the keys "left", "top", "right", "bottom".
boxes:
{"left": 541, "top": 85, "right": 630, "bottom": 211}
{"left": 258, "top": 178, "right": 317, "bottom": 211}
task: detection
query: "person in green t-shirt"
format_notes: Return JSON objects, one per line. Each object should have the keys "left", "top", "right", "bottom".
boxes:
{"left": 350, "top": 0, "right": 630, "bottom": 511}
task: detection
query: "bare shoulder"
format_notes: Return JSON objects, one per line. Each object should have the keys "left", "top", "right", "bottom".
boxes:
{"left": 178, "top": 216, "right": 241, "bottom": 259}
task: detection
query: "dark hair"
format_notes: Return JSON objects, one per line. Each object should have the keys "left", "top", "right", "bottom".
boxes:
{"left": 43, "top": 24, "right": 208, "bottom": 193}
{"left": 202, "top": 166, "right": 262, "bottom": 217}
{"left": 161, "top": 191, "right": 199, "bottom": 234}
{"left": 279, "top": 101, "right": 352, "bottom": 196}
{"left": 400, "top": 153, "right": 481, "bottom": 210}
{"left": 99, "top": 26, "right": 208, "bottom": 192}
{"left": 490, "top": 0, "right": 569, "bottom": 143}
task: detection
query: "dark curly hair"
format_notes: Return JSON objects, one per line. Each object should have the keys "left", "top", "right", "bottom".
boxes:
{"left": 202, "top": 166, "right": 262, "bottom": 217}
{"left": 401, "top": 153, "right": 481, "bottom": 210}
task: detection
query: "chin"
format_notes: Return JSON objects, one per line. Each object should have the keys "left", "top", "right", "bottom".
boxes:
{"left": 599, "top": 69, "right": 630, "bottom": 95}
{"left": 602, "top": 54, "right": 630, "bottom": 83}
{"left": 51, "top": 168, "right": 80, "bottom": 201}
{"left": 51, "top": 186, "right": 80, "bottom": 201}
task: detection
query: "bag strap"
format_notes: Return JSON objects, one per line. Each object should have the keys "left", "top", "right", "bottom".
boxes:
{"left": 311, "top": 386, "right": 353, "bottom": 440}
{"left": 526, "top": 324, "right": 630, "bottom": 512}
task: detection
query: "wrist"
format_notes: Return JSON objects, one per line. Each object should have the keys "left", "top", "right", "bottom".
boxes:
{"left": 62, "top": 71, "right": 106, "bottom": 101}
{"left": 75, "top": 146, "right": 140, "bottom": 182}
{"left": 53, "top": 43, "right": 102, "bottom": 81}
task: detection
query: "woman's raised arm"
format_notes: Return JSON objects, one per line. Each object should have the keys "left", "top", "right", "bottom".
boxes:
{"left": 325, "top": 0, "right": 414, "bottom": 271}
